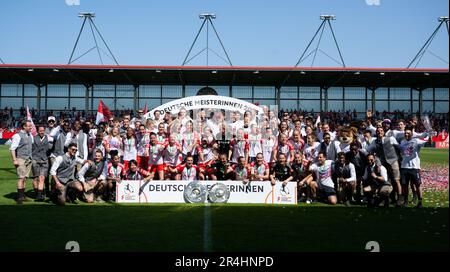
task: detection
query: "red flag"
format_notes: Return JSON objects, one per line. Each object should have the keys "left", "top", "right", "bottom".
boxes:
{"left": 26, "top": 105, "right": 37, "bottom": 136}
{"left": 143, "top": 102, "right": 148, "bottom": 114}
{"left": 96, "top": 100, "right": 113, "bottom": 125}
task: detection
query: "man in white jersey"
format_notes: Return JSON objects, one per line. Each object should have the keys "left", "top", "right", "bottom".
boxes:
{"left": 399, "top": 127, "right": 428, "bottom": 208}
{"left": 309, "top": 152, "right": 337, "bottom": 205}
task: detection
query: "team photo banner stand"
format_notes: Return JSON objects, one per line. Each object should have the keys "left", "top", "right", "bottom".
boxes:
{"left": 116, "top": 180, "right": 297, "bottom": 205}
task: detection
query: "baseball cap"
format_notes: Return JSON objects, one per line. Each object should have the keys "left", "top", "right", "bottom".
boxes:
{"left": 48, "top": 116, "right": 56, "bottom": 122}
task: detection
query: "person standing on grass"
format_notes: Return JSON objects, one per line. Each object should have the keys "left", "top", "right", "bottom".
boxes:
{"left": 122, "top": 127, "right": 137, "bottom": 171}
{"left": 365, "top": 127, "right": 403, "bottom": 206}
{"left": 9, "top": 120, "right": 34, "bottom": 204}
{"left": 64, "top": 120, "right": 89, "bottom": 170}
{"left": 399, "top": 127, "right": 429, "bottom": 208}
{"left": 334, "top": 152, "right": 357, "bottom": 206}
{"left": 31, "top": 125, "right": 51, "bottom": 202}
{"left": 106, "top": 153, "right": 126, "bottom": 201}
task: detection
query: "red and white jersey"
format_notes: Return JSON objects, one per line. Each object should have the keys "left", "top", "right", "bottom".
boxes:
{"left": 156, "top": 133, "right": 168, "bottom": 145}
{"left": 104, "top": 135, "right": 124, "bottom": 157}
{"left": 250, "top": 161, "right": 270, "bottom": 180}
{"left": 123, "top": 136, "right": 137, "bottom": 161}
{"left": 107, "top": 162, "right": 126, "bottom": 179}
{"left": 177, "top": 164, "right": 199, "bottom": 181}
{"left": 229, "top": 139, "right": 249, "bottom": 163}
{"left": 262, "top": 137, "right": 276, "bottom": 163}
{"left": 303, "top": 142, "right": 321, "bottom": 162}
{"left": 181, "top": 132, "right": 200, "bottom": 155}
{"left": 163, "top": 143, "right": 183, "bottom": 167}
{"left": 136, "top": 132, "right": 150, "bottom": 156}
{"left": 290, "top": 139, "right": 305, "bottom": 154}
{"left": 248, "top": 134, "right": 263, "bottom": 157}
{"left": 148, "top": 143, "right": 165, "bottom": 165}
{"left": 197, "top": 144, "right": 216, "bottom": 164}
{"left": 232, "top": 164, "right": 253, "bottom": 180}
{"left": 275, "top": 142, "right": 294, "bottom": 161}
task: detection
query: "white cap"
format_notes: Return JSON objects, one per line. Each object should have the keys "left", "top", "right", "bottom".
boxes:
{"left": 48, "top": 116, "right": 56, "bottom": 122}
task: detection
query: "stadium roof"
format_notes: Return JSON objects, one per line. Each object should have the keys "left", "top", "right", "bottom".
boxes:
{"left": 0, "top": 64, "right": 448, "bottom": 89}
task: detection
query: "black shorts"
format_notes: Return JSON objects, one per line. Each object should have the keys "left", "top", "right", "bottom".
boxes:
{"left": 318, "top": 184, "right": 336, "bottom": 197}
{"left": 401, "top": 168, "right": 421, "bottom": 186}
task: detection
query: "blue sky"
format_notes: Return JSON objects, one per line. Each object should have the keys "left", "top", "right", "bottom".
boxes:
{"left": 0, "top": 0, "right": 448, "bottom": 68}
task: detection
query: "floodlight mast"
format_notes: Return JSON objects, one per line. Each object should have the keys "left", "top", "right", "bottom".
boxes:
{"left": 182, "top": 13, "right": 232, "bottom": 66}
{"left": 407, "top": 16, "right": 449, "bottom": 68}
{"left": 294, "top": 14, "right": 345, "bottom": 67}
{"left": 320, "top": 15, "right": 336, "bottom": 20}
{"left": 199, "top": 13, "right": 216, "bottom": 20}
{"left": 78, "top": 12, "right": 95, "bottom": 18}
{"left": 68, "top": 12, "right": 119, "bottom": 65}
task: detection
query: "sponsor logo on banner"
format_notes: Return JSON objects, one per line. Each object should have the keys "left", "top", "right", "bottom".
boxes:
{"left": 436, "top": 141, "right": 449, "bottom": 149}
{"left": 273, "top": 183, "right": 297, "bottom": 204}
{"left": 116, "top": 180, "right": 139, "bottom": 202}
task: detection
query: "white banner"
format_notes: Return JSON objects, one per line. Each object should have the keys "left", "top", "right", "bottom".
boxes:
{"left": 144, "top": 95, "right": 264, "bottom": 119}
{"left": 116, "top": 180, "right": 297, "bottom": 205}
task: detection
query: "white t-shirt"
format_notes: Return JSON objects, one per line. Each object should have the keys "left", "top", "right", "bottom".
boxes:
{"left": 303, "top": 142, "right": 320, "bottom": 162}
{"left": 163, "top": 143, "right": 182, "bottom": 167}
{"left": 248, "top": 134, "right": 263, "bottom": 158}
{"left": 399, "top": 138, "right": 428, "bottom": 169}
{"left": 148, "top": 143, "right": 165, "bottom": 165}
{"left": 309, "top": 160, "right": 335, "bottom": 188}
{"left": 262, "top": 138, "right": 276, "bottom": 163}
{"left": 123, "top": 137, "right": 137, "bottom": 161}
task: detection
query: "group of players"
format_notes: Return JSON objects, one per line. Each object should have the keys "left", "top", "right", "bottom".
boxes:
{"left": 9, "top": 106, "right": 430, "bottom": 208}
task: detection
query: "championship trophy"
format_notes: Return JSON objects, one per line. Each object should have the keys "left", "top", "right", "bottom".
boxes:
{"left": 184, "top": 181, "right": 207, "bottom": 203}
{"left": 208, "top": 183, "right": 230, "bottom": 203}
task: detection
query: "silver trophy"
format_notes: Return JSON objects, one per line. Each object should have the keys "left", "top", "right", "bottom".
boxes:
{"left": 208, "top": 183, "right": 230, "bottom": 203}
{"left": 421, "top": 115, "right": 432, "bottom": 131}
{"left": 184, "top": 181, "right": 207, "bottom": 203}
{"left": 420, "top": 115, "right": 437, "bottom": 136}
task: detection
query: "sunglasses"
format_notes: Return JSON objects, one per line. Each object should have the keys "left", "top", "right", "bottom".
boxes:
{"left": 70, "top": 148, "right": 78, "bottom": 152}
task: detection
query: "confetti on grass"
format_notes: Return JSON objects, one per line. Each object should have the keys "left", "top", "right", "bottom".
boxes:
{"left": 421, "top": 164, "right": 449, "bottom": 192}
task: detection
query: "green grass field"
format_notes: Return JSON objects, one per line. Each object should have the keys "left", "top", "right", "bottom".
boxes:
{"left": 0, "top": 146, "right": 448, "bottom": 252}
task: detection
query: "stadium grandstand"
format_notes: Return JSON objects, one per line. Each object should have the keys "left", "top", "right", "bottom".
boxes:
{"left": 0, "top": 65, "right": 448, "bottom": 135}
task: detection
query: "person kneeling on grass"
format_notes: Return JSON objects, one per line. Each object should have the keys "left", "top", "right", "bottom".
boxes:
{"left": 290, "top": 152, "right": 314, "bottom": 204}
{"left": 49, "top": 143, "right": 86, "bottom": 206}
{"left": 308, "top": 152, "right": 337, "bottom": 205}
{"left": 270, "top": 153, "right": 294, "bottom": 186}
{"left": 76, "top": 149, "right": 108, "bottom": 203}
{"left": 362, "top": 153, "right": 393, "bottom": 208}
{"left": 334, "top": 152, "right": 357, "bottom": 206}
